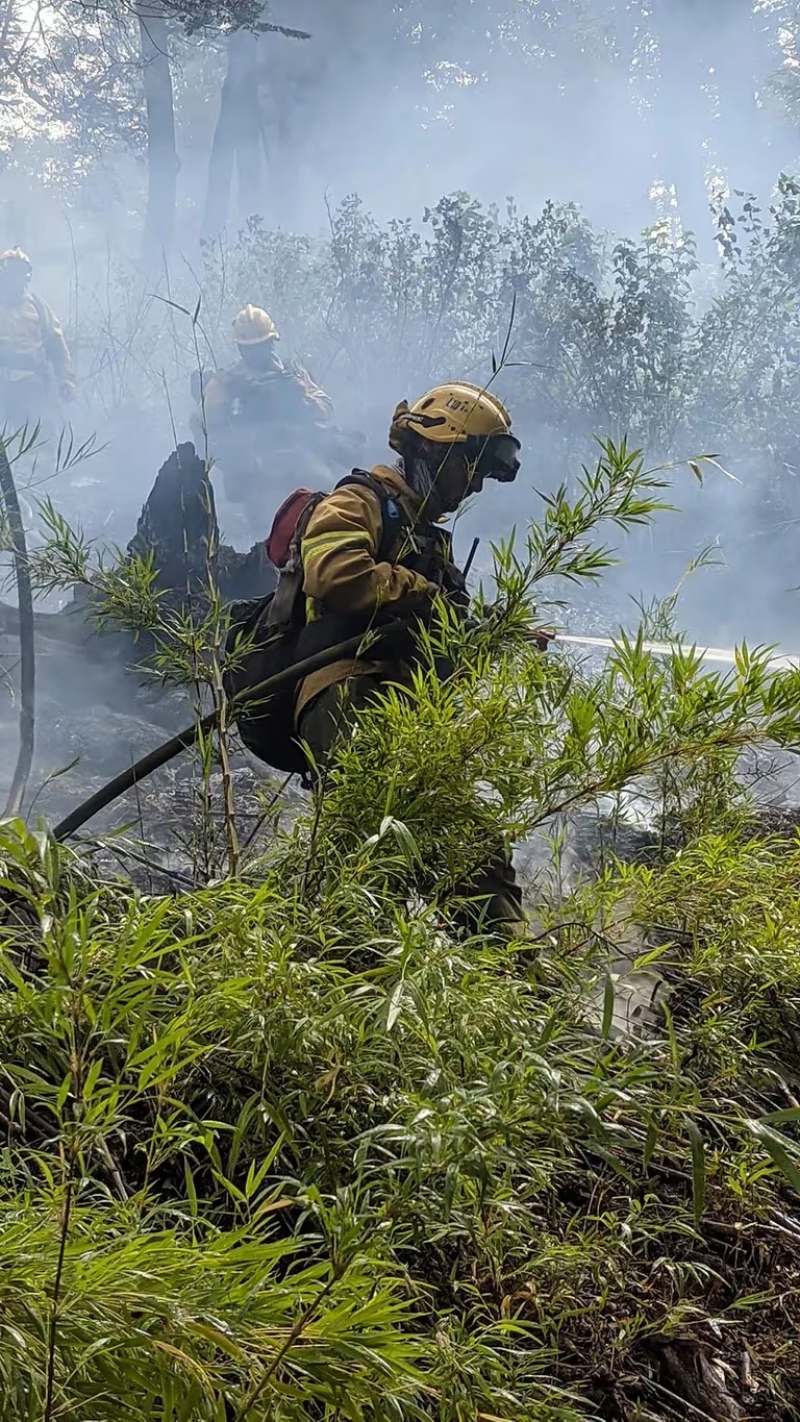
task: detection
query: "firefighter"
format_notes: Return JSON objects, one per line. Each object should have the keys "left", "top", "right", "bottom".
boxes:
{"left": 293, "top": 380, "right": 529, "bottom": 938}
{"left": 0, "top": 249, "right": 75, "bottom": 429}
{"left": 191, "top": 304, "right": 358, "bottom": 518}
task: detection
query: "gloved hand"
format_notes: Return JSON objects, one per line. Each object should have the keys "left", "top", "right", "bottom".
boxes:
{"left": 476, "top": 602, "right": 555, "bottom": 650}
{"left": 480, "top": 599, "right": 503, "bottom": 622}
{"left": 418, "top": 577, "right": 442, "bottom": 600}
{"left": 401, "top": 579, "right": 443, "bottom": 617}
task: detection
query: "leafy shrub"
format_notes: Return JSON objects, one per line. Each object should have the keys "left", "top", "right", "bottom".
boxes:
{"left": 2, "top": 441, "right": 800, "bottom": 1418}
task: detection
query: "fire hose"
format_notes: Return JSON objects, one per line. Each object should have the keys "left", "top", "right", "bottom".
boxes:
{"left": 554, "top": 633, "right": 800, "bottom": 672}
{"left": 53, "top": 548, "right": 483, "bottom": 843}
{"left": 52, "top": 618, "right": 419, "bottom": 842}
{"left": 50, "top": 618, "right": 800, "bottom": 844}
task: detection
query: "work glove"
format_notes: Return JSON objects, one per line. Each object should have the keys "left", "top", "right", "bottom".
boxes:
{"left": 478, "top": 600, "right": 555, "bottom": 650}
{"left": 387, "top": 582, "right": 441, "bottom": 630}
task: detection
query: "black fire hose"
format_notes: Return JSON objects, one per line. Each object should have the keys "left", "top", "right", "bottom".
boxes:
{"left": 52, "top": 617, "right": 417, "bottom": 843}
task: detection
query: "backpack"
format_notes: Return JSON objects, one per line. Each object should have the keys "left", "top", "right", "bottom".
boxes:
{"left": 224, "top": 471, "right": 407, "bottom": 774}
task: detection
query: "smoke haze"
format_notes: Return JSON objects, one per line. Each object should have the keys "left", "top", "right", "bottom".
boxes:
{"left": 2, "top": 0, "right": 800, "bottom": 818}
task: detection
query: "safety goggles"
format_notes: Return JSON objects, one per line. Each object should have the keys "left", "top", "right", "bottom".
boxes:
{"left": 465, "top": 432, "right": 521, "bottom": 484}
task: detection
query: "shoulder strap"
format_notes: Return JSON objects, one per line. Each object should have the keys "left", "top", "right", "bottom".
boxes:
{"left": 336, "top": 470, "right": 408, "bottom": 562}
{"left": 272, "top": 472, "right": 410, "bottom": 635}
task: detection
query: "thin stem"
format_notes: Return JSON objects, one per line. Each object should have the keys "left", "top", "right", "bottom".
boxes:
{"left": 212, "top": 664, "right": 240, "bottom": 876}
{"left": 43, "top": 1169, "right": 73, "bottom": 1422}
{"left": 201, "top": 481, "right": 239, "bottom": 878}
{"left": 0, "top": 438, "right": 35, "bottom": 816}
{"left": 235, "top": 1275, "right": 336, "bottom": 1422}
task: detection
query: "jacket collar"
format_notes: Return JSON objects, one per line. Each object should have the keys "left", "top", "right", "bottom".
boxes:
{"left": 370, "top": 460, "right": 426, "bottom": 522}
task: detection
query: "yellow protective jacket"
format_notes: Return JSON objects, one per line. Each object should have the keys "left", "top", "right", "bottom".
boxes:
{"left": 294, "top": 463, "right": 440, "bottom": 721}
{"left": 201, "top": 357, "right": 333, "bottom": 435}
{"left": 0, "top": 293, "right": 74, "bottom": 386}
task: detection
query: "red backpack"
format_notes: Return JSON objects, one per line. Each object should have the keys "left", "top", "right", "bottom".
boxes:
{"left": 266, "top": 487, "right": 325, "bottom": 571}
{"left": 225, "top": 472, "right": 406, "bottom": 774}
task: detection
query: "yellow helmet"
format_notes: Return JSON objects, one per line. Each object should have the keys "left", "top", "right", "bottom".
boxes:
{"left": 0, "top": 248, "right": 32, "bottom": 272}
{"left": 390, "top": 381, "right": 520, "bottom": 482}
{"left": 232, "top": 304, "right": 279, "bottom": 345}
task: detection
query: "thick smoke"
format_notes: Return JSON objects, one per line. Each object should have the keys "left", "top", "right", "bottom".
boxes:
{"left": 0, "top": 0, "right": 800, "bottom": 758}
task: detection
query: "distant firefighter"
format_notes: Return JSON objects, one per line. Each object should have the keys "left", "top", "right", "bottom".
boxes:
{"left": 190, "top": 303, "right": 360, "bottom": 519}
{"left": 0, "top": 249, "right": 75, "bottom": 428}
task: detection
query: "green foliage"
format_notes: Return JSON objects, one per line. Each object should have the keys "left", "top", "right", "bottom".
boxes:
{"left": 599, "top": 829, "right": 800, "bottom": 1084}
{"left": 1, "top": 754, "right": 800, "bottom": 1414}
{"left": 2, "top": 438, "right": 800, "bottom": 1416}
{"left": 60, "top": 179, "right": 800, "bottom": 551}
{"left": 201, "top": 188, "right": 757, "bottom": 468}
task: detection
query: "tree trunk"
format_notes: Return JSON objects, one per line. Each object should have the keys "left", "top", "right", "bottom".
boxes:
{"left": 233, "top": 30, "right": 262, "bottom": 223}
{"left": 0, "top": 0, "right": 16, "bottom": 64}
{"left": 649, "top": 0, "right": 779, "bottom": 253}
{"left": 712, "top": 3, "right": 785, "bottom": 196}
{"left": 202, "top": 36, "right": 238, "bottom": 239}
{"left": 138, "top": 5, "right": 178, "bottom": 264}
{"left": 649, "top": 0, "right": 717, "bottom": 251}
{"left": 202, "top": 28, "right": 263, "bottom": 239}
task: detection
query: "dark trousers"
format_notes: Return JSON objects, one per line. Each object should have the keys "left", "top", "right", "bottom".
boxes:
{"left": 298, "top": 677, "right": 526, "bottom": 938}
{"left": 0, "top": 377, "right": 48, "bottom": 434}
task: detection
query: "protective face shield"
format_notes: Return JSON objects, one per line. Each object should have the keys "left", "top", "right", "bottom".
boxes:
{"left": 466, "top": 431, "right": 521, "bottom": 484}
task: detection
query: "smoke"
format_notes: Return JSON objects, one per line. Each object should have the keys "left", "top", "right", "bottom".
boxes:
{"left": 2, "top": 0, "right": 800, "bottom": 821}
{"left": 192, "top": 0, "right": 800, "bottom": 655}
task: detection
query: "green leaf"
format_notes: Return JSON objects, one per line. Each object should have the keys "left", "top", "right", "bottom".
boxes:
{"left": 386, "top": 981, "right": 405, "bottom": 1032}
{"left": 183, "top": 1156, "right": 198, "bottom": 1220}
{"left": 752, "top": 1123, "right": 800, "bottom": 1196}
{"left": 644, "top": 1116, "right": 659, "bottom": 1168}
{"left": 684, "top": 1116, "right": 706, "bottom": 1224}
{"left": 601, "top": 974, "right": 615, "bottom": 1040}
{"left": 759, "top": 1107, "right": 800, "bottom": 1127}
{"left": 83, "top": 1058, "right": 103, "bottom": 1102}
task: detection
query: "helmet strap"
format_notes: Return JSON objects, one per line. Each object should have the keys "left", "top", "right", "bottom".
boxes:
{"left": 406, "top": 453, "right": 435, "bottom": 504}
{"left": 410, "top": 448, "right": 462, "bottom": 523}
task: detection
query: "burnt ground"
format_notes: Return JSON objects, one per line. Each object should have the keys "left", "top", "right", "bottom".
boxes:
{"left": 1, "top": 615, "right": 798, "bottom": 890}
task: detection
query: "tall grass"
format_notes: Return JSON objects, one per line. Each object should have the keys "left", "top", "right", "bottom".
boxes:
{"left": 1, "top": 438, "right": 800, "bottom": 1417}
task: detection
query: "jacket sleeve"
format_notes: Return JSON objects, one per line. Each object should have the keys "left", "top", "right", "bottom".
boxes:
{"left": 37, "top": 300, "right": 74, "bottom": 384}
{"left": 290, "top": 362, "right": 334, "bottom": 420}
{"left": 202, "top": 373, "right": 230, "bottom": 430}
{"left": 301, "top": 485, "right": 438, "bottom": 613}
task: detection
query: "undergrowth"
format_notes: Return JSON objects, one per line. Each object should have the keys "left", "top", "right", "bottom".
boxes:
{"left": 1, "top": 445, "right": 800, "bottom": 1418}
{"left": 2, "top": 789, "right": 800, "bottom": 1417}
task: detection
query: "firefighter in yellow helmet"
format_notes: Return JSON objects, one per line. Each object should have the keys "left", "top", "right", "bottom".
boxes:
{"left": 294, "top": 380, "right": 528, "bottom": 938}
{"left": 191, "top": 303, "right": 358, "bottom": 519}
{"left": 0, "top": 249, "right": 75, "bottom": 427}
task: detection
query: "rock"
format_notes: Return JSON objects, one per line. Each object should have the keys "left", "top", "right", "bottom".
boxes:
{"left": 657, "top": 1342, "right": 745, "bottom": 1421}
